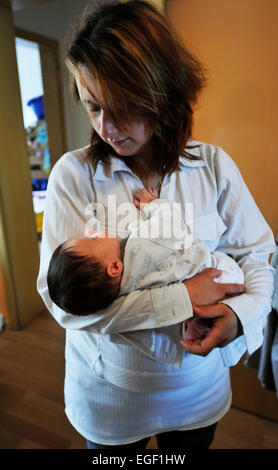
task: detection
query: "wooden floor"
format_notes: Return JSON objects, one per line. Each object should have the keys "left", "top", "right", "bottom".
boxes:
{"left": 0, "top": 310, "right": 278, "bottom": 449}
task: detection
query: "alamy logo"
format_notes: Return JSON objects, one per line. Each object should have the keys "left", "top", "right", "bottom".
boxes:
{"left": 84, "top": 195, "right": 193, "bottom": 249}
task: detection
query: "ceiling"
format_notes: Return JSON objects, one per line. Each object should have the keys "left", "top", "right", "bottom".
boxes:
{"left": 12, "top": 0, "right": 57, "bottom": 11}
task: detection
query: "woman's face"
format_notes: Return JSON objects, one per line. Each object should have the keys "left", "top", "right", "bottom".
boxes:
{"left": 76, "top": 77, "right": 153, "bottom": 158}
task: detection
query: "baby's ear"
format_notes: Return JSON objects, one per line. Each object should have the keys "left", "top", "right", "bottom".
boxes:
{"left": 106, "top": 259, "right": 123, "bottom": 278}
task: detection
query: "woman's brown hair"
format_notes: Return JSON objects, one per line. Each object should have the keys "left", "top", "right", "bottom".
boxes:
{"left": 66, "top": 0, "right": 208, "bottom": 179}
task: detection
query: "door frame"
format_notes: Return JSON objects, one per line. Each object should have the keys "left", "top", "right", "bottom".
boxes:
{"left": 0, "top": 0, "right": 66, "bottom": 329}
{"left": 15, "top": 27, "right": 67, "bottom": 168}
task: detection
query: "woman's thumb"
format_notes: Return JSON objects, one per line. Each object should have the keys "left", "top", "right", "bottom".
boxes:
{"left": 207, "top": 268, "right": 222, "bottom": 278}
{"left": 193, "top": 305, "right": 219, "bottom": 319}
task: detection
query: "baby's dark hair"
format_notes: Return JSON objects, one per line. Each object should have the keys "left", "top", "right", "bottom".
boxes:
{"left": 47, "top": 242, "right": 121, "bottom": 315}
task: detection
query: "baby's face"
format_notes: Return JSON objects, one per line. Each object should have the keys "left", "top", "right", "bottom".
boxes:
{"left": 65, "top": 231, "right": 122, "bottom": 267}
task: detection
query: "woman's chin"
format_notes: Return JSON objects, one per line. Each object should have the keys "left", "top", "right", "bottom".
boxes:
{"left": 111, "top": 145, "right": 136, "bottom": 157}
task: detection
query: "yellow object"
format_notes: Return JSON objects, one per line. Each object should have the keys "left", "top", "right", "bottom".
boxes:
{"left": 35, "top": 212, "right": 43, "bottom": 234}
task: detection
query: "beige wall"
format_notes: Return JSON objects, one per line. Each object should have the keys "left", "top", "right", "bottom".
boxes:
{"left": 167, "top": 0, "right": 278, "bottom": 238}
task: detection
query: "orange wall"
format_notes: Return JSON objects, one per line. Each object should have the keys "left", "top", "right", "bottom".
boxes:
{"left": 167, "top": 0, "right": 278, "bottom": 238}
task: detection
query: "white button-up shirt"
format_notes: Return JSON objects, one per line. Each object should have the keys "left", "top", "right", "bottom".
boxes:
{"left": 37, "top": 140, "right": 275, "bottom": 444}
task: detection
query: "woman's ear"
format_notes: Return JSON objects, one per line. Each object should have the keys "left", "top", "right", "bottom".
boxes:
{"left": 106, "top": 259, "right": 123, "bottom": 278}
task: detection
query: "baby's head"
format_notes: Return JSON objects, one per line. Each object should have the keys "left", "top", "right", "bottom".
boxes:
{"left": 47, "top": 232, "right": 124, "bottom": 315}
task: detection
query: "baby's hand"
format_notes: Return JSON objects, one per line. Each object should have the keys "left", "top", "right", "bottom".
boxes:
{"left": 133, "top": 188, "right": 158, "bottom": 210}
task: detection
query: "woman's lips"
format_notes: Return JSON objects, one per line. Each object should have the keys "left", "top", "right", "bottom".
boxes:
{"left": 108, "top": 137, "right": 129, "bottom": 146}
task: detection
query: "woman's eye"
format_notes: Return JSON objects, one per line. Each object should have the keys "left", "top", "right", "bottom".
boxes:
{"left": 89, "top": 105, "right": 101, "bottom": 115}
{"left": 84, "top": 101, "right": 101, "bottom": 115}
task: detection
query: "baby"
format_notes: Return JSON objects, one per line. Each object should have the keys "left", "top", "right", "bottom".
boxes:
{"left": 47, "top": 187, "right": 245, "bottom": 353}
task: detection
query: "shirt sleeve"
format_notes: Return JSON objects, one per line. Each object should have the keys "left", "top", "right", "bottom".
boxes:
{"left": 214, "top": 147, "right": 276, "bottom": 366}
{"left": 36, "top": 153, "right": 192, "bottom": 333}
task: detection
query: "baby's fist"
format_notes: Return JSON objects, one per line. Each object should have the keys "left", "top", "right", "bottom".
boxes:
{"left": 133, "top": 188, "right": 158, "bottom": 209}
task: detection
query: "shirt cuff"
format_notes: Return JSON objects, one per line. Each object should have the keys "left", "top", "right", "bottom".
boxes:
{"left": 219, "top": 336, "right": 247, "bottom": 367}
{"left": 151, "top": 282, "right": 193, "bottom": 326}
{"left": 220, "top": 294, "right": 264, "bottom": 356}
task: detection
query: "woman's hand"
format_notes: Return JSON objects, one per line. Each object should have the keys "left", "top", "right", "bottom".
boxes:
{"left": 180, "top": 303, "right": 243, "bottom": 356}
{"left": 183, "top": 267, "right": 246, "bottom": 306}
{"left": 181, "top": 268, "right": 245, "bottom": 356}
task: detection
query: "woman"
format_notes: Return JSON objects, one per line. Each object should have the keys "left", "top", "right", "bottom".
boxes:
{"left": 37, "top": 0, "right": 275, "bottom": 449}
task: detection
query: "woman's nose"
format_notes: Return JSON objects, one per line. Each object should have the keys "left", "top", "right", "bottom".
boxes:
{"left": 98, "top": 110, "right": 119, "bottom": 140}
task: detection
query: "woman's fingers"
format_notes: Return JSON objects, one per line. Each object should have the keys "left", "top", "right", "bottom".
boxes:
{"left": 203, "top": 268, "right": 246, "bottom": 294}
{"left": 192, "top": 304, "right": 225, "bottom": 319}
{"left": 202, "top": 267, "right": 223, "bottom": 278}
{"left": 216, "top": 282, "right": 246, "bottom": 297}
{"left": 180, "top": 304, "right": 240, "bottom": 356}
{"left": 183, "top": 268, "right": 246, "bottom": 306}
{"left": 181, "top": 328, "right": 222, "bottom": 356}
{"left": 205, "top": 267, "right": 246, "bottom": 296}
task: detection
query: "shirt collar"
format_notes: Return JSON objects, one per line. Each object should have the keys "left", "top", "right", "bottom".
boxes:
{"left": 179, "top": 141, "right": 207, "bottom": 168}
{"left": 93, "top": 142, "right": 206, "bottom": 182}
{"left": 93, "top": 155, "right": 134, "bottom": 182}
{"left": 179, "top": 156, "right": 207, "bottom": 168}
